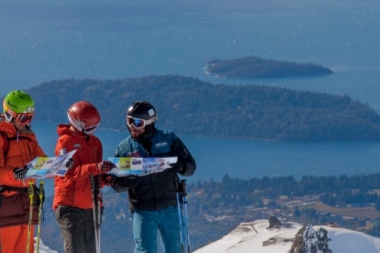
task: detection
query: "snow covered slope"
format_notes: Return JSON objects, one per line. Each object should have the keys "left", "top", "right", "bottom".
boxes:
{"left": 193, "top": 219, "right": 380, "bottom": 253}
{"left": 34, "top": 237, "right": 58, "bottom": 253}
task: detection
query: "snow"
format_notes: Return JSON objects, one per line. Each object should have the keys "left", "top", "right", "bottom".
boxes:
{"left": 320, "top": 227, "right": 380, "bottom": 253}
{"left": 193, "top": 220, "right": 380, "bottom": 253}
{"left": 34, "top": 237, "right": 58, "bottom": 253}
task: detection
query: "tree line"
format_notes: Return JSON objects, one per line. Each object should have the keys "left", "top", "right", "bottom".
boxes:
{"left": 204, "top": 56, "right": 333, "bottom": 78}
{"left": 189, "top": 173, "right": 380, "bottom": 208}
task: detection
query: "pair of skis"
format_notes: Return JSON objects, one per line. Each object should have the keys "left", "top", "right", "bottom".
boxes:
{"left": 90, "top": 175, "right": 102, "bottom": 253}
{"left": 175, "top": 179, "right": 191, "bottom": 253}
{"left": 26, "top": 181, "right": 45, "bottom": 253}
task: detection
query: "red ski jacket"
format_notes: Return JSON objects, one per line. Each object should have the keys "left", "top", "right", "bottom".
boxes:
{"left": 53, "top": 124, "right": 105, "bottom": 210}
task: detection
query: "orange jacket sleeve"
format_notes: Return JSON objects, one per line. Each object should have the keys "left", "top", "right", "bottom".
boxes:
{"left": 55, "top": 134, "right": 102, "bottom": 181}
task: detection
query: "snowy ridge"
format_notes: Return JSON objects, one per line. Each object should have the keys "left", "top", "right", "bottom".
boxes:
{"left": 193, "top": 219, "right": 380, "bottom": 253}
{"left": 34, "top": 237, "right": 58, "bottom": 253}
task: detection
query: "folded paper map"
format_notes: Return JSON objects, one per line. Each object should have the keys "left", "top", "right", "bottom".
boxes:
{"left": 25, "top": 150, "right": 77, "bottom": 179}
{"left": 107, "top": 157, "right": 178, "bottom": 176}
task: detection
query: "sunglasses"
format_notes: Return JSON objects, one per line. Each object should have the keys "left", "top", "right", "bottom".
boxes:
{"left": 127, "top": 117, "right": 155, "bottom": 129}
{"left": 4, "top": 111, "right": 34, "bottom": 125}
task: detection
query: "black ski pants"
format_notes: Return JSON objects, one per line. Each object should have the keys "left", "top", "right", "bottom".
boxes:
{"left": 55, "top": 205, "right": 101, "bottom": 253}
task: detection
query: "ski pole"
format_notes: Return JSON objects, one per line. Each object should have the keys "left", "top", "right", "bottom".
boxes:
{"left": 36, "top": 181, "right": 44, "bottom": 253}
{"left": 97, "top": 174, "right": 102, "bottom": 252}
{"left": 90, "top": 175, "right": 100, "bottom": 253}
{"left": 175, "top": 178, "right": 185, "bottom": 253}
{"left": 26, "top": 182, "right": 34, "bottom": 253}
{"left": 181, "top": 180, "right": 191, "bottom": 253}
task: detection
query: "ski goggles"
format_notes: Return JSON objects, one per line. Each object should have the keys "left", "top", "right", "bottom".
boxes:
{"left": 127, "top": 116, "right": 155, "bottom": 129}
{"left": 4, "top": 111, "right": 34, "bottom": 125}
{"left": 83, "top": 123, "right": 99, "bottom": 135}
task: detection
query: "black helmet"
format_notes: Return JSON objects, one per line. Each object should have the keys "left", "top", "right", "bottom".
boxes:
{"left": 126, "top": 101, "right": 157, "bottom": 141}
{"left": 126, "top": 101, "right": 157, "bottom": 123}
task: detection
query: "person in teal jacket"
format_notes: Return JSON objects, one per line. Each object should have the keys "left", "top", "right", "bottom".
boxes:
{"left": 108, "top": 101, "right": 196, "bottom": 253}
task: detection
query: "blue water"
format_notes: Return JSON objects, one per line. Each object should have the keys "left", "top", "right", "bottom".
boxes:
{"left": 2, "top": 1, "right": 380, "bottom": 193}
{"left": 33, "top": 120, "right": 380, "bottom": 196}
{"left": 1, "top": 0, "right": 380, "bottom": 110}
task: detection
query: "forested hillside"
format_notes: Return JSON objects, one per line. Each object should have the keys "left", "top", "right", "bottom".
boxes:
{"left": 204, "top": 56, "right": 333, "bottom": 78}
{"left": 25, "top": 75, "right": 380, "bottom": 141}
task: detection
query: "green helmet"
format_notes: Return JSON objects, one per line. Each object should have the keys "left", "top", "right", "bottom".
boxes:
{"left": 3, "top": 90, "right": 35, "bottom": 122}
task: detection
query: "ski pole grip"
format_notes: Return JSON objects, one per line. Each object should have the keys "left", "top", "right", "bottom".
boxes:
{"left": 39, "top": 181, "right": 44, "bottom": 200}
{"left": 181, "top": 180, "right": 187, "bottom": 196}
{"left": 27, "top": 182, "right": 34, "bottom": 201}
{"left": 174, "top": 177, "right": 180, "bottom": 192}
{"left": 90, "top": 175, "right": 95, "bottom": 191}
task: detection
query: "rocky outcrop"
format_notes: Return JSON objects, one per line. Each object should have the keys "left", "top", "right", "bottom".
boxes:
{"left": 290, "top": 224, "right": 333, "bottom": 253}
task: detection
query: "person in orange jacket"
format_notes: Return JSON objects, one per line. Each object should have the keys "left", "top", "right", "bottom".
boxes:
{"left": 53, "top": 101, "right": 115, "bottom": 253}
{"left": 0, "top": 90, "right": 46, "bottom": 253}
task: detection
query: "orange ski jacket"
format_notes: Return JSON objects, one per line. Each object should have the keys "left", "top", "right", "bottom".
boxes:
{"left": 53, "top": 124, "right": 105, "bottom": 210}
{"left": 0, "top": 122, "right": 46, "bottom": 197}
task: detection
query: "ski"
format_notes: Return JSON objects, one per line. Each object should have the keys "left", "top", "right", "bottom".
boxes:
{"left": 90, "top": 175, "right": 101, "bottom": 253}
{"left": 36, "top": 181, "right": 44, "bottom": 253}
{"left": 26, "top": 182, "right": 35, "bottom": 253}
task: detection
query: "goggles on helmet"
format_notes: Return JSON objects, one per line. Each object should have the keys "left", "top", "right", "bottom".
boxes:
{"left": 4, "top": 110, "right": 34, "bottom": 125}
{"left": 127, "top": 116, "right": 155, "bottom": 129}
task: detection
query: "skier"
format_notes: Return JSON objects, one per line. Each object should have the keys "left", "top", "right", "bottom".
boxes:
{"left": 0, "top": 90, "right": 46, "bottom": 253}
{"left": 53, "top": 101, "right": 115, "bottom": 253}
{"left": 107, "top": 101, "right": 196, "bottom": 253}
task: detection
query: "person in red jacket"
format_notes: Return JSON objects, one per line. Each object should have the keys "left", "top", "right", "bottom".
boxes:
{"left": 53, "top": 101, "right": 115, "bottom": 253}
{"left": 0, "top": 90, "right": 46, "bottom": 253}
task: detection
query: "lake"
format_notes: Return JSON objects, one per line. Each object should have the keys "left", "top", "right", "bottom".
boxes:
{"left": 1, "top": 1, "right": 380, "bottom": 194}
{"left": 33, "top": 120, "right": 380, "bottom": 196}
{"left": 2, "top": 0, "right": 380, "bottom": 112}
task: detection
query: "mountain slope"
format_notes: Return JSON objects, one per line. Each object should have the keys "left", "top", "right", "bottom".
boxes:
{"left": 193, "top": 219, "right": 380, "bottom": 253}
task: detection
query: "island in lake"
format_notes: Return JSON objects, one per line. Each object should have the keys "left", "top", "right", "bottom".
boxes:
{"left": 204, "top": 56, "right": 333, "bottom": 79}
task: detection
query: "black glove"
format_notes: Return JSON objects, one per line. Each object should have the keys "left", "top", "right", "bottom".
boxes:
{"left": 168, "top": 161, "right": 185, "bottom": 174}
{"left": 65, "top": 158, "right": 74, "bottom": 169}
{"left": 13, "top": 166, "right": 29, "bottom": 180}
{"left": 102, "top": 174, "right": 117, "bottom": 186}
{"left": 98, "top": 161, "right": 116, "bottom": 173}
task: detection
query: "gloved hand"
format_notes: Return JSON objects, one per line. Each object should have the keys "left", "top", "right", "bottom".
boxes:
{"left": 13, "top": 166, "right": 29, "bottom": 180}
{"left": 98, "top": 161, "right": 116, "bottom": 174}
{"left": 65, "top": 158, "right": 74, "bottom": 169}
{"left": 168, "top": 161, "right": 185, "bottom": 174}
{"left": 102, "top": 174, "right": 117, "bottom": 186}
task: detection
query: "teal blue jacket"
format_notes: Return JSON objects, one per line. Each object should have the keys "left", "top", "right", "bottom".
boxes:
{"left": 112, "top": 128, "right": 196, "bottom": 212}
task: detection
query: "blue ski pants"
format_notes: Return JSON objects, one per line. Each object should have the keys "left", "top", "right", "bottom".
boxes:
{"left": 132, "top": 205, "right": 181, "bottom": 253}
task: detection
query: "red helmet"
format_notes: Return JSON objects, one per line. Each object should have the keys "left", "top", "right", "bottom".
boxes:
{"left": 67, "top": 101, "right": 100, "bottom": 135}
